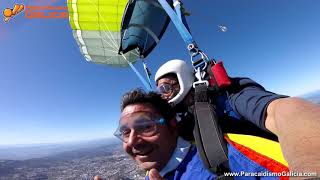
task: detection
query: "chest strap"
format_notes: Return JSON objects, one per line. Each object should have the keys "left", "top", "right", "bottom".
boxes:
{"left": 193, "top": 83, "right": 229, "bottom": 174}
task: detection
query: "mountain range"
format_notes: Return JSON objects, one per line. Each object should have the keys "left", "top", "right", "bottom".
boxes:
{"left": 300, "top": 90, "right": 320, "bottom": 104}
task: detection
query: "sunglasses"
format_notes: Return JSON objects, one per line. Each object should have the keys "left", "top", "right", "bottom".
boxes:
{"left": 114, "top": 116, "right": 166, "bottom": 143}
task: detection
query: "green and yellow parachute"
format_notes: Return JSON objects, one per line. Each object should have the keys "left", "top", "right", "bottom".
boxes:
{"left": 67, "top": 0, "right": 172, "bottom": 88}
{"left": 67, "top": 0, "right": 138, "bottom": 67}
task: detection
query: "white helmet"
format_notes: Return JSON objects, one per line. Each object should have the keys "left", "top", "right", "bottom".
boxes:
{"left": 155, "top": 59, "right": 194, "bottom": 105}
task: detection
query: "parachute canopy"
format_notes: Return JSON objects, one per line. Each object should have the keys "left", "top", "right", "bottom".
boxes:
{"left": 67, "top": 0, "right": 138, "bottom": 67}
{"left": 218, "top": 25, "right": 228, "bottom": 32}
{"left": 119, "top": 0, "right": 172, "bottom": 58}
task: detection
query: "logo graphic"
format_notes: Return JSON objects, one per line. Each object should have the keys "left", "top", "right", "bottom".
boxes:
{"left": 3, "top": 4, "right": 24, "bottom": 22}
{"left": 3, "top": 1, "right": 68, "bottom": 22}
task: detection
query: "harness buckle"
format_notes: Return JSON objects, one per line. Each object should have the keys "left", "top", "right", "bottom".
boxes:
{"left": 189, "top": 45, "right": 209, "bottom": 71}
{"left": 193, "top": 67, "right": 209, "bottom": 88}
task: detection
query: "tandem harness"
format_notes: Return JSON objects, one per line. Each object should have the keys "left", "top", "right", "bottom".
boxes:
{"left": 192, "top": 60, "right": 232, "bottom": 175}
{"left": 157, "top": 0, "right": 233, "bottom": 174}
{"left": 156, "top": 0, "right": 282, "bottom": 175}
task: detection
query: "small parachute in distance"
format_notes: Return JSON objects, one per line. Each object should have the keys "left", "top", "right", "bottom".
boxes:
{"left": 218, "top": 25, "right": 228, "bottom": 32}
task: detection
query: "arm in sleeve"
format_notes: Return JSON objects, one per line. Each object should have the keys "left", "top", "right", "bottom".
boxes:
{"left": 227, "top": 77, "right": 288, "bottom": 131}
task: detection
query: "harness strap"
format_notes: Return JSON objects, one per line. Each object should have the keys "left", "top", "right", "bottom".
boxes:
{"left": 193, "top": 84, "right": 229, "bottom": 174}
{"left": 157, "top": 0, "right": 194, "bottom": 47}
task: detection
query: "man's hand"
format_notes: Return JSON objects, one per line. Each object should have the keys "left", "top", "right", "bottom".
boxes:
{"left": 265, "top": 97, "right": 320, "bottom": 174}
{"left": 149, "top": 169, "right": 164, "bottom": 180}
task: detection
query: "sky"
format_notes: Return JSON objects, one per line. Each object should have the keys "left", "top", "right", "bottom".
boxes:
{"left": 0, "top": 0, "right": 319, "bottom": 145}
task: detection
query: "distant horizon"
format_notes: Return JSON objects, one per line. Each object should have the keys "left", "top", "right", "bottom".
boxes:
{"left": 0, "top": 89, "right": 319, "bottom": 146}
{"left": 294, "top": 88, "right": 319, "bottom": 96}
{"left": 0, "top": 137, "right": 120, "bottom": 161}
{"left": 1, "top": 1, "right": 320, "bottom": 145}
{"left": 0, "top": 136, "right": 117, "bottom": 147}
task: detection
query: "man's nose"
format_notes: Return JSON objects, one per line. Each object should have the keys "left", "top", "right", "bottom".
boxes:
{"left": 127, "top": 130, "right": 140, "bottom": 146}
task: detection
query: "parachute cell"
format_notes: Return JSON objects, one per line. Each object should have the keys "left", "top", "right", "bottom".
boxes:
{"left": 67, "top": 0, "right": 138, "bottom": 67}
{"left": 119, "top": 0, "right": 173, "bottom": 58}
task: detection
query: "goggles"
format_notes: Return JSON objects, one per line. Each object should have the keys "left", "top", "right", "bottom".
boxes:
{"left": 114, "top": 115, "right": 166, "bottom": 143}
{"left": 157, "top": 82, "right": 178, "bottom": 95}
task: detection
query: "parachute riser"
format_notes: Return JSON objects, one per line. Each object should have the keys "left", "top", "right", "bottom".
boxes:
{"left": 120, "top": 53, "right": 152, "bottom": 91}
{"left": 142, "top": 60, "right": 153, "bottom": 89}
{"left": 157, "top": 0, "right": 213, "bottom": 87}
{"left": 157, "top": 0, "right": 231, "bottom": 90}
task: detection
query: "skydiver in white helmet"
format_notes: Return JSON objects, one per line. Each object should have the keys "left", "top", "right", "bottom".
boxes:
{"left": 155, "top": 59, "right": 195, "bottom": 110}
{"left": 155, "top": 60, "right": 197, "bottom": 141}
{"left": 155, "top": 59, "right": 320, "bottom": 174}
